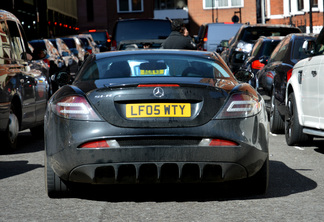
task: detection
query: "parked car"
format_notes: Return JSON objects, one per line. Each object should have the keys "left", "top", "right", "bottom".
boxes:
{"left": 222, "top": 24, "right": 302, "bottom": 74}
{"left": 29, "top": 39, "right": 68, "bottom": 93}
{"left": 196, "top": 22, "right": 242, "bottom": 52}
{"left": 241, "top": 36, "right": 284, "bottom": 87}
{"left": 110, "top": 18, "right": 172, "bottom": 50}
{"left": 257, "top": 33, "right": 315, "bottom": 133}
{"left": 78, "top": 34, "right": 100, "bottom": 53}
{"left": 60, "top": 37, "right": 86, "bottom": 64}
{"left": 44, "top": 50, "right": 269, "bottom": 197}
{"left": 0, "top": 10, "right": 50, "bottom": 151}
{"left": 285, "top": 28, "right": 324, "bottom": 145}
{"left": 82, "top": 29, "right": 111, "bottom": 52}
{"left": 48, "top": 38, "right": 79, "bottom": 76}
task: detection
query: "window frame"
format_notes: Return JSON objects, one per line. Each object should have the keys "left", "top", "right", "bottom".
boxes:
{"left": 203, "top": 0, "right": 244, "bottom": 9}
{"left": 117, "top": 0, "right": 144, "bottom": 13}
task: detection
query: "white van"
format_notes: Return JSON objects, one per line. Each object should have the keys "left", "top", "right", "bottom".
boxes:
{"left": 197, "top": 23, "right": 243, "bottom": 52}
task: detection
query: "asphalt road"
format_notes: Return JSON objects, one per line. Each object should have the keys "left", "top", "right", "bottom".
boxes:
{"left": 0, "top": 130, "right": 324, "bottom": 221}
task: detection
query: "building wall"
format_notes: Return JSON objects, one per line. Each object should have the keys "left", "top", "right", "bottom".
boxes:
{"left": 187, "top": 0, "right": 257, "bottom": 35}
{"left": 78, "top": 0, "right": 154, "bottom": 34}
{"left": 265, "top": 0, "right": 324, "bottom": 33}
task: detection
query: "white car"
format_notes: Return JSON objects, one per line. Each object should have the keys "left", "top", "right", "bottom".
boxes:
{"left": 285, "top": 29, "right": 324, "bottom": 146}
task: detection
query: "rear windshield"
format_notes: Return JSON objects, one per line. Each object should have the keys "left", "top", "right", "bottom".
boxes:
{"left": 241, "top": 27, "right": 301, "bottom": 43}
{"left": 114, "top": 20, "right": 171, "bottom": 43}
{"left": 78, "top": 54, "right": 232, "bottom": 81}
{"left": 29, "top": 41, "right": 46, "bottom": 50}
{"left": 61, "top": 38, "right": 76, "bottom": 48}
{"left": 85, "top": 32, "right": 107, "bottom": 42}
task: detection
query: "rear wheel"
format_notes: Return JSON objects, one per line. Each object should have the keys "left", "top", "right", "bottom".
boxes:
{"left": 1, "top": 106, "right": 19, "bottom": 152}
{"left": 270, "top": 89, "right": 284, "bottom": 134}
{"left": 285, "top": 92, "right": 312, "bottom": 146}
{"left": 45, "top": 156, "right": 69, "bottom": 198}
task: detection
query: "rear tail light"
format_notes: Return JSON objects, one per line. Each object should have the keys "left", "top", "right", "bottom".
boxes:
{"left": 51, "top": 95, "right": 101, "bottom": 120}
{"left": 199, "top": 138, "right": 239, "bottom": 146}
{"left": 79, "top": 139, "right": 120, "bottom": 148}
{"left": 111, "top": 40, "right": 117, "bottom": 51}
{"left": 287, "top": 68, "right": 292, "bottom": 81}
{"left": 216, "top": 93, "right": 262, "bottom": 119}
{"left": 87, "top": 49, "right": 92, "bottom": 54}
{"left": 43, "top": 58, "right": 50, "bottom": 67}
{"left": 251, "top": 60, "right": 265, "bottom": 70}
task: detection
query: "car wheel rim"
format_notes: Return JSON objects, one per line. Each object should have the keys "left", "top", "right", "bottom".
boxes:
{"left": 8, "top": 112, "right": 19, "bottom": 143}
{"left": 270, "top": 93, "right": 275, "bottom": 125}
{"left": 287, "top": 100, "right": 293, "bottom": 138}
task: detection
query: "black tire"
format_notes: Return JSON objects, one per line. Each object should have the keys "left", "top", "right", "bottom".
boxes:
{"left": 1, "top": 106, "right": 19, "bottom": 151}
{"left": 45, "top": 156, "right": 69, "bottom": 198}
{"left": 285, "top": 92, "right": 312, "bottom": 146}
{"left": 270, "top": 90, "right": 284, "bottom": 134}
{"left": 248, "top": 157, "right": 269, "bottom": 195}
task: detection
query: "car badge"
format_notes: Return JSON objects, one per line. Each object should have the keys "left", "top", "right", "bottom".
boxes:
{"left": 153, "top": 87, "right": 164, "bottom": 98}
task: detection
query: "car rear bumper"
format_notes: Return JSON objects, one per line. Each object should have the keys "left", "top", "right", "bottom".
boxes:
{"left": 45, "top": 112, "right": 269, "bottom": 184}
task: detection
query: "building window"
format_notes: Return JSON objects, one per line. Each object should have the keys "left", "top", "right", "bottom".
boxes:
{"left": 312, "top": 0, "right": 318, "bottom": 7}
{"left": 297, "top": 0, "right": 304, "bottom": 11}
{"left": 204, "top": 0, "right": 243, "bottom": 8}
{"left": 117, "top": 0, "right": 143, "bottom": 12}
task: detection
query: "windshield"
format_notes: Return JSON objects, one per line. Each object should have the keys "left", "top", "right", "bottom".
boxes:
{"left": 241, "top": 27, "right": 300, "bottom": 43}
{"left": 78, "top": 54, "right": 232, "bottom": 81}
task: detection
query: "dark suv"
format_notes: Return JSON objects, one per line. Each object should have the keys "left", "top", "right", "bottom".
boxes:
{"left": 111, "top": 19, "right": 172, "bottom": 50}
{"left": 221, "top": 24, "right": 302, "bottom": 73}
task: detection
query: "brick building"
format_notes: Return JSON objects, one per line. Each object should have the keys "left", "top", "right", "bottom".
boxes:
{"left": 76, "top": 0, "right": 324, "bottom": 36}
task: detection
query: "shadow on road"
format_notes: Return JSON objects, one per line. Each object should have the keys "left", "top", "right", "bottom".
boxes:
{"left": 58, "top": 160, "right": 317, "bottom": 202}
{"left": 0, "top": 160, "right": 43, "bottom": 180}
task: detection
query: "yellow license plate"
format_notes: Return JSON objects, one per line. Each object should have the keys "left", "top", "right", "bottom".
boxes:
{"left": 126, "top": 103, "right": 191, "bottom": 118}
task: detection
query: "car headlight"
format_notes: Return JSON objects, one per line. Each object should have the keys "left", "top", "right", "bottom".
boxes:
{"left": 51, "top": 95, "right": 101, "bottom": 120}
{"left": 215, "top": 93, "right": 262, "bottom": 119}
{"left": 235, "top": 41, "right": 253, "bottom": 53}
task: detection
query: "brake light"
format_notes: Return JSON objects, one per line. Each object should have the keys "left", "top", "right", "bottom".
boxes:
{"left": 43, "top": 58, "right": 50, "bottom": 67}
{"left": 111, "top": 40, "right": 117, "bottom": 51}
{"left": 51, "top": 95, "right": 100, "bottom": 120}
{"left": 89, "top": 29, "right": 96, "bottom": 32}
{"left": 199, "top": 138, "right": 239, "bottom": 146}
{"left": 79, "top": 139, "right": 120, "bottom": 148}
{"left": 216, "top": 93, "right": 261, "bottom": 119}
{"left": 287, "top": 68, "right": 292, "bottom": 81}
{"left": 251, "top": 60, "right": 265, "bottom": 70}
{"left": 80, "top": 140, "right": 109, "bottom": 148}
{"left": 203, "top": 37, "right": 207, "bottom": 42}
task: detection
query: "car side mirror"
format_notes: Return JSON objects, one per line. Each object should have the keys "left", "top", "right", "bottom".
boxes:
{"left": 234, "top": 69, "right": 254, "bottom": 82}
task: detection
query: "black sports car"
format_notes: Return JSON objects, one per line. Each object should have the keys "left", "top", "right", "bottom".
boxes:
{"left": 44, "top": 50, "right": 269, "bottom": 197}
